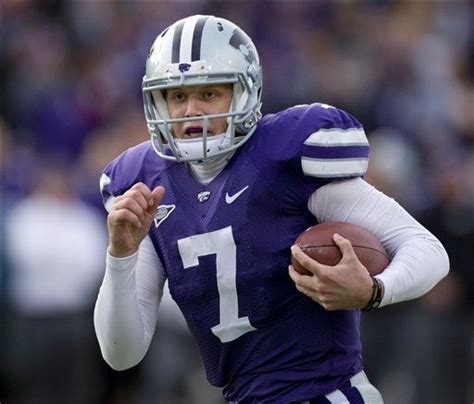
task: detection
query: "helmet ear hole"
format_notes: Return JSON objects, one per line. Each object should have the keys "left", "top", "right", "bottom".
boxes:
{"left": 150, "top": 91, "right": 164, "bottom": 109}
{"left": 159, "top": 90, "right": 167, "bottom": 103}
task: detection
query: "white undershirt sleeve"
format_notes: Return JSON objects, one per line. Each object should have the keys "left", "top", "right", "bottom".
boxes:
{"left": 308, "top": 177, "right": 449, "bottom": 307}
{"left": 94, "top": 235, "right": 166, "bottom": 370}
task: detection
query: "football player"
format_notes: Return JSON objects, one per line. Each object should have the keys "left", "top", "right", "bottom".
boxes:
{"left": 94, "top": 15, "right": 449, "bottom": 403}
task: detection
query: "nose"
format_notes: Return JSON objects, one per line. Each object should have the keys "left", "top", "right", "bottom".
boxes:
{"left": 184, "top": 95, "right": 204, "bottom": 118}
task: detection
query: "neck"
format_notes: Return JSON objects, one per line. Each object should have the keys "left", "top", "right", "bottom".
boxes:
{"left": 188, "top": 151, "right": 235, "bottom": 184}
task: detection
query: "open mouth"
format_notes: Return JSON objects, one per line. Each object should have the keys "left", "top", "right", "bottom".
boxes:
{"left": 184, "top": 127, "right": 205, "bottom": 138}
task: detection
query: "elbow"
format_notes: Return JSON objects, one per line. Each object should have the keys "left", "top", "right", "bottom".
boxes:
{"left": 93, "top": 303, "right": 150, "bottom": 372}
{"left": 105, "top": 358, "right": 139, "bottom": 372}
{"left": 94, "top": 323, "right": 147, "bottom": 372}
{"left": 104, "top": 357, "right": 133, "bottom": 372}
{"left": 100, "top": 343, "right": 146, "bottom": 371}
{"left": 428, "top": 235, "right": 450, "bottom": 283}
{"left": 439, "top": 243, "right": 450, "bottom": 279}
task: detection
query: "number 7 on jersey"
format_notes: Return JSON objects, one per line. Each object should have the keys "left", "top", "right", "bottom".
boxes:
{"left": 177, "top": 226, "right": 256, "bottom": 343}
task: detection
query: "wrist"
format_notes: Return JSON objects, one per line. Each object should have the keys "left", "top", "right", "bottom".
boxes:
{"left": 108, "top": 245, "right": 139, "bottom": 259}
{"left": 106, "top": 249, "right": 139, "bottom": 272}
{"left": 361, "top": 275, "right": 374, "bottom": 306}
{"left": 362, "top": 276, "right": 384, "bottom": 311}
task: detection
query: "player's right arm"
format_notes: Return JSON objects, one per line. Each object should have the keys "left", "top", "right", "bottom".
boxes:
{"left": 94, "top": 181, "right": 166, "bottom": 371}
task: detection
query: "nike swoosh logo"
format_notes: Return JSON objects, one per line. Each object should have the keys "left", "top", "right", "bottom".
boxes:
{"left": 225, "top": 185, "right": 249, "bottom": 204}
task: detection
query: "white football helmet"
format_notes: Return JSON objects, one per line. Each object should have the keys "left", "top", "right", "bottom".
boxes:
{"left": 142, "top": 15, "right": 263, "bottom": 162}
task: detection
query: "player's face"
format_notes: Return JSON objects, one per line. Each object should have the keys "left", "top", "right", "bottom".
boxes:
{"left": 165, "top": 84, "right": 233, "bottom": 139}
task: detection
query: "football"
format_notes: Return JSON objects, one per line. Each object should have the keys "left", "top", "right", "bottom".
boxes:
{"left": 291, "top": 222, "right": 390, "bottom": 276}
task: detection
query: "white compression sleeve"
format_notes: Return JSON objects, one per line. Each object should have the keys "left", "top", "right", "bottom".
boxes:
{"left": 308, "top": 177, "right": 449, "bottom": 307}
{"left": 94, "top": 235, "right": 166, "bottom": 370}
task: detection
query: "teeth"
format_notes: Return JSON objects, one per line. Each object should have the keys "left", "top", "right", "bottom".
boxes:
{"left": 186, "top": 131, "right": 203, "bottom": 137}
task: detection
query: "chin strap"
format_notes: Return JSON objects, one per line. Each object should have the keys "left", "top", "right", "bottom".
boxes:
{"left": 174, "top": 133, "right": 227, "bottom": 161}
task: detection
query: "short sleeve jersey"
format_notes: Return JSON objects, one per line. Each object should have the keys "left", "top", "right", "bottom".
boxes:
{"left": 101, "top": 103, "right": 370, "bottom": 402}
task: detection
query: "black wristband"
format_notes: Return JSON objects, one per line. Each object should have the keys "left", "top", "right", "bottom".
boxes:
{"left": 362, "top": 276, "right": 383, "bottom": 312}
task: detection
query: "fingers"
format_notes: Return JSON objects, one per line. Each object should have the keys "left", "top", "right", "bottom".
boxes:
{"left": 291, "top": 235, "right": 357, "bottom": 273}
{"left": 113, "top": 197, "right": 147, "bottom": 222}
{"left": 110, "top": 183, "right": 166, "bottom": 228}
{"left": 108, "top": 207, "right": 143, "bottom": 229}
{"left": 288, "top": 264, "right": 319, "bottom": 291}
{"left": 289, "top": 234, "right": 373, "bottom": 310}
{"left": 288, "top": 265, "right": 315, "bottom": 297}
{"left": 110, "top": 184, "right": 149, "bottom": 227}
{"left": 288, "top": 265, "right": 311, "bottom": 297}
{"left": 130, "top": 182, "right": 154, "bottom": 205}
{"left": 112, "top": 183, "right": 151, "bottom": 213}
{"left": 291, "top": 245, "right": 326, "bottom": 277}
{"left": 289, "top": 244, "right": 339, "bottom": 310}
{"left": 288, "top": 265, "right": 337, "bottom": 311}
{"left": 333, "top": 233, "right": 358, "bottom": 264}
{"left": 146, "top": 186, "right": 166, "bottom": 214}
{"left": 113, "top": 183, "right": 165, "bottom": 212}
{"left": 288, "top": 264, "right": 303, "bottom": 284}
{"left": 152, "top": 185, "right": 165, "bottom": 201}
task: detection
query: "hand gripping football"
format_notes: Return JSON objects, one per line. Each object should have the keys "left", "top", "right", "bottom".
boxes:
{"left": 292, "top": 222, "right": 390, "bottom": 276}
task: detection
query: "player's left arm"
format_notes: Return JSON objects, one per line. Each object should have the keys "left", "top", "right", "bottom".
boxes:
{"left": 306, "top": 177, "right": 449, "bottom": 307}
{"left": 287, "top": 104, "right": 448, "bottom": 309}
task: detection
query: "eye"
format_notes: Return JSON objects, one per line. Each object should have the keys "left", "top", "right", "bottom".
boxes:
{"left": 167, "top": 91, "right": 186, "bottom": 103}
{"left": 173, "top": 92, "right": 186, "bottom": 102}
{"left": 203, "top": 90, "right": 216, "bottom": 100}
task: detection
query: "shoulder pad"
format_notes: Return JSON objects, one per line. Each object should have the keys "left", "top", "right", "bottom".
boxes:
{"left": 100, "top": 141, "right": 169, "bottom": 210}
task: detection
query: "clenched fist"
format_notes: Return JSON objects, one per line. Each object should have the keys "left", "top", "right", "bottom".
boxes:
{"left": 107, "top": 183, "right": 165, "bottom": 258}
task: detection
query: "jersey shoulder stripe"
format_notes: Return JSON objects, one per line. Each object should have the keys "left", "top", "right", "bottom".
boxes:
{"left": 304, "top": 127, "right": 368, "bottom": 147}
{"left": 301, "top": 157, "right": 369, "bottom": 178}
{"left": 301, "top": 126, "right": 369, "bottom": 178}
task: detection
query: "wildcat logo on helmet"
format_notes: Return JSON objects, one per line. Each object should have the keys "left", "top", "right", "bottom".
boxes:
{"left": 178, "top": 63, "right": 191, "bottom": 72}
{"left": 229, "top": 29, "right": 257, "bottom": 64}
{"left": 154, "top": 204, "right": 176, "bottom": 228}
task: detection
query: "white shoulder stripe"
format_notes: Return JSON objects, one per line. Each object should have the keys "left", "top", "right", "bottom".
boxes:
{"left": 304, "top": 128, "right": 368, "bottom": 146}
{"left": 302, "top": 157, "right": 368, "bottom": 178}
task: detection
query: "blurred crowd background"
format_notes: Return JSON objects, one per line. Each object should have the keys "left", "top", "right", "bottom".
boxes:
{"left": 1, "top": 1, "right": 473, "bottom": 403}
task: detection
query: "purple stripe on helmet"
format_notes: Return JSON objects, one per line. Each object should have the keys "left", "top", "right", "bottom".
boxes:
{"left": 172, "top": 21, "right": 185, "bottom": 63}
{"left": 191, "top": 16, "right": 208, "bottom": 61}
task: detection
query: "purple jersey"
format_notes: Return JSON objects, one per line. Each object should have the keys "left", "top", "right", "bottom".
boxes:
{"left": 101, "top": 104, "right": 370, "bottom": 402}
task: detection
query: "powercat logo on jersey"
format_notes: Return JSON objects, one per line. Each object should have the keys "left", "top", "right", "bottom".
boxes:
{"left": 154, "top": 204, "right": 176, "bottom": 228}
{"left": 197, "top": 191, "right": 211, "bottom": 203}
